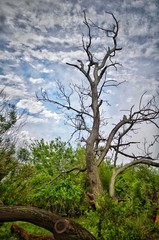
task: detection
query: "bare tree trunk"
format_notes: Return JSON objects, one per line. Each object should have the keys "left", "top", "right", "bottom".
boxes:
{"left": 86, "top": 134, "right": 104, "bottom": 200}
{"left": 86, "top": 156, "right": 104, "bottom": 198}
{"left": 0, "top": 206, "right": 96, "bottom": 240}
{"left": 85, "top": 81, "right": 104, "bottom": 200}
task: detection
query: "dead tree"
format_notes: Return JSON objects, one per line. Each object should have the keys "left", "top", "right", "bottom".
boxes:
{"left": 37, "top": 11, "right": 159, "bottom": 202}
{"left": 37, "top": 11, "right": 122, "bottom": 200}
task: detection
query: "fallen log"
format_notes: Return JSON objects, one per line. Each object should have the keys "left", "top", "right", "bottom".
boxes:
{"left": 0, "top": 205, "right": 96, "bottom": 240}
{"left": 11, "top": 224, "right": 55, "bottom": 240}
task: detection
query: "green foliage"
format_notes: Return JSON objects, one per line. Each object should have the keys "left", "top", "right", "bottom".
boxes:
{"left": 80, "top": 193, "right": 159, "bottom": 240}
{"left": 0, "top": 164, "right": 36, "bottom": 205}
{"left": 17, "top": 147, "right": 31, "bottom": 163}
{"left": 99, "top": 197, "right": 150, "bottom": 239}
{"left": 31, "top": 174, "right": 83, "bottom": 215}
{"left": 0, "top": 223, "right": 16, "bottom": 240}
{"left": 0, "top": 90, "right": 18, "bottom": 181}
{"left": 1, "top": 139, "right": 86, "bottom": 216}
{"left": 99, "top": 160, "right": 113, "bottom": 192}
{"left": 0, "top": 103, "right": 16, "bottom": 135}
{"left": 30, "top": 138, "right": 85, "bottom": 175}
{"left": 1, "top": 137, "right": 159, "bottom": 239}
{"left": 77, "top": 165, "right": 159, "bottom": 239}
{"left": 115, "top": 165, "right": 159, "bottom": 207}
{"left": 0, "top": 145, "right": 16, "bottom": 181}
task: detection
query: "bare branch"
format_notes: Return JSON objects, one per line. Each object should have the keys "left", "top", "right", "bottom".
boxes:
{"left": 48, "top": 167, "right": 87, "bottom": 184}
{"left": 97, "top": 94, "right": 159, "bottom": 166}
{"left": 97, "top": 118, "right": 130, "bottom": 166}
{"left": 90, "top": 12, "right": 122, "bottom": 71}
{"left": 109, "top": 157, "right": 159, "bottom": 199}
{"left": 36, "top": 88, "right": 93, "bottom": 118}
{"left": 83, "top": 11, "right": 96, "bottom": 67}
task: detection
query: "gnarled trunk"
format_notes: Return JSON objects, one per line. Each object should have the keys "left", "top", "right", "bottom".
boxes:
{"left": 87, "top": 162, "right": 104, "bottom": 197}
{"left": 0, "top": 205, "right": 96, "bottom": 240}
{"left": 86, "top": 141, "right": 104, "bottom": 200}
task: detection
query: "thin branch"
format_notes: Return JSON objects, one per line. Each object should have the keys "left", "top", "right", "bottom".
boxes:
{"left": 48, "top": 167, "right": 87, "bottom": 184}
{"left": 97, "top": 95, "right": 159, "bottom": 166}
{"left": 116, "top": 158, "right": 159, "bottom": 176}
{"left": 97, "top": 117, "right": 131, "bottom": 166}
{"left": 36, "top": 89, "right": 93, "bottom": 118}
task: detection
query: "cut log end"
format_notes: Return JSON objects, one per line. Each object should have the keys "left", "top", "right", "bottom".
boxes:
{"left": 54, "top": 219, "right": 70, "bottom": 234}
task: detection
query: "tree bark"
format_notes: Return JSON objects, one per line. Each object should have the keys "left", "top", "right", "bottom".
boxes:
{"left": 0, "top": 205, "right": 96, "bottom": 240}
{"left": 86, "top": 141, "right": 104, "bottom": 201}
{"left": 85, "top": 82, "right": 104, "bottom": 199}
{"left": 109, "top": 159, "right": 159, "bottom": 199}
{"left": 109, "top": 169, "right": 118, "bottom": 200}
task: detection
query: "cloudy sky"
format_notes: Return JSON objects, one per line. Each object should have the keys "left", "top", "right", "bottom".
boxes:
{"left": 0, "top": 0, "right": 158, "bottom": 156}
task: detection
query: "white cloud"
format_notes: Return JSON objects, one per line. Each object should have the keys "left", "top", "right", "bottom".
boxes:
{"left": 28, "top": 49, "right": 86, "bottom": 63}
{"left": 19, "top": 130, "right": 34, "bottom": 139}
{"left": 0, "top": 0, "right": 158, "bottom": 147}
{"left": 0, "top": 85, "right": 28, "bottom": 99}
{"left": 0, "top": 50, "right": 16, "bottom": 61}
{"left": 40, "top": 109, "right": 60, "bottom": 122}
{"left": 16, "top": 99, "right": 61, "bottom": 123}
{"left": 17, "top": 99, "right": 44, "bottom": 114}
{"left": 126, "top": 97, "right": 133, "bottom": 103}
{"left": 2, "top": 73, "right": 23, "bottom": 83}
{"left": 27, "top": 115, "right": 48, "bottom": 123}
{"left": 29, "top": 77, "right": 44, "bottom": 84}
{"left": 41, "top": 68, "right": 54, "bottom": 73}
{"left": 17, "top": 130, "right": 36, "bottom": 146}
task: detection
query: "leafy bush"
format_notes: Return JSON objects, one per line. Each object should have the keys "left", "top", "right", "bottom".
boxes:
{"left": 1, "top": 139, "right": 86, "bottom": 216}
{"left": 1, "top": 139, "right": 159, "bottom": 239}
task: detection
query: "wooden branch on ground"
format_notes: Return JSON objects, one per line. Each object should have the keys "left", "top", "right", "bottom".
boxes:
{"left": 11, "top": 224, "right": 55, "bottom": 240}
{"left": 0, "top": 205, "right": 96, "bottom": 240}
